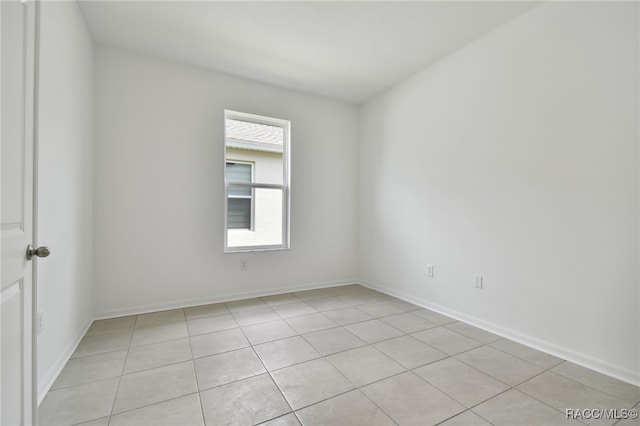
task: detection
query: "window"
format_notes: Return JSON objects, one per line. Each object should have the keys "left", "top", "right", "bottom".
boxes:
{"left": 224, "top": 110, "right": 290, "bottom": 252}
{"left": 226, "top": 162, "right": 253, "bottom": 230}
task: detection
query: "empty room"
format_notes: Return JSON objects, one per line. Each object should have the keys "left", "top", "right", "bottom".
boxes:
{"left": 1, "top": 0, "right": 639, "bottom": 425}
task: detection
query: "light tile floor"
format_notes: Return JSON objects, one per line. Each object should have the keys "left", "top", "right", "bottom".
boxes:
{"left": 39, "top": 285, "right": 640, "bottom": 426}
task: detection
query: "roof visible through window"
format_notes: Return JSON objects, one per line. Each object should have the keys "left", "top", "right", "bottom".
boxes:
{"left": 226, "top": 119, "right": 283, "bottom": 146}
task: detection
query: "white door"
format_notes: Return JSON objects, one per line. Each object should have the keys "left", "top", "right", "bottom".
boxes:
{"left": 1, "top": 1, "right": 39, "bottom": 425}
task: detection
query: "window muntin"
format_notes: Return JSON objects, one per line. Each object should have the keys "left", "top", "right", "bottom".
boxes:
{"left": 224, "top": 111, "right": 290, "bottom": 252}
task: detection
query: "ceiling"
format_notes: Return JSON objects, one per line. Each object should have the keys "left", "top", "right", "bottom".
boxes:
{"left": 78, "top": 1, "right": 538, "bottom": 104}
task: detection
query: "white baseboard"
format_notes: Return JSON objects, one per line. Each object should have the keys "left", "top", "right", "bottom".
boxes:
{"left": 41, "top": 276, "right": 637, "bottom": 408}
{"left": 359, "top": 279, "right": 640, "bottom": 387}
{"left": 37, "top": 317, "right": 93, "bottom": 405}
{"left": 94, "top": 278, "right": 359, "bottom": 320}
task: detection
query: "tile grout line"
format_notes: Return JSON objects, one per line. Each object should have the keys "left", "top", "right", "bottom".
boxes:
{"left": 105, "top": 392, "right": 202, "bottom": 423}
{"left": 106, "top": 311, "right": 139, "bottom": 425}
{"left": 513, "top": 368, "right": 633, "bottom": 426}
{"left": 236, "top": 325, "right": 298, "bottom": 423}
{"left": 183, "top": 308, "right": 208, "bottom": 426}
{"left": 548, "top": 365, "right": 640, "bottom": 407}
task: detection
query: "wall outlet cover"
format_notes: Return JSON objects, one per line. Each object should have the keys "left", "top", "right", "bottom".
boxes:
{"left": 474, "top": 275, "right": 483, "bottom": 289}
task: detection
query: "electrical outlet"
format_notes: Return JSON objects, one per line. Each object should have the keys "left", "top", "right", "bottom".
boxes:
{"left": 427, "top": 264, "right": 434, "bottom": 278}
{"left": 474, "top": 275, "right": 483, "bottom": 289}
{"left": 37, "top": 312, "right": 44, "bottom": 334}
{"left": 240, "top": 260, "right": 248, "bottom": 271}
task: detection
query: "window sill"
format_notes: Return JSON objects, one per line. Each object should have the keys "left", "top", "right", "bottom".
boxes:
{"left": 224, "top": 245, "right": 290, "bottom": 254}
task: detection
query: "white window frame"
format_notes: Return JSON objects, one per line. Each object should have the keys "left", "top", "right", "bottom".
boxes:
{"left": 224, "top": 110, "right": 290, "bottom": 253}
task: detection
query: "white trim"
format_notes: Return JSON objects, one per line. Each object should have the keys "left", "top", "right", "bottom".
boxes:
{"left": 228, "top": 182, "right": 284, "bottom": 190}
{"left": 94, "top": 279, "right": 359, "bottom": 320}
{"left": 225, "top": 110, "right": 290, "bottom": 128}
{"left": 37, "top": 277, "right": 639, "bottom": 407}
{"left": 359, "top": 278, "right": 640, "bottom": 387}
{"left": 36, "top": 316, "right": 92, "bottom": 405}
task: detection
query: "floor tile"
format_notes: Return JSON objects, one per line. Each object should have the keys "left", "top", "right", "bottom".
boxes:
{"left": 43, "top": 284, "right": 639, "bottom": 426}
{"left": 194, "top": 347, "right": 265, "bottom": 390}
{"left": 130, "top": 322, "right": 189, "bottom": 347}
{"left": 414, "top": 357, "right": 509, "bottom": 407}
{"left": 374, "top": 335, "right": 447, "bottom": 369}
{"left": 356, "top": 299, "right": 418, "bottom": 317}
{"left": 321, "top": 307, "right": 373, "bottom": 325}
{"left": 293, "top": 288, "right": 340, "bottom": 301}
{"left": 445, "top": 322, "right": 501, "bottom": 344}
{"left": 184, "top": 302, "right": 229, "bottom": 320}
{"left": 412, "top": 327, "right": 481, "bottom": 356}
{"left": 124, "top": 338, "right": 192, "bottom": 374}
{"left": 200, "top": 374, "right": 291, "bottom": 426}
{"left": 390, "top": 299, "right": 421, "bottom": 311}
{"left": 190, "top": 328, "right": 249, "bottom": 358}
{"left": 344, "top": 319, "right": 403, "bottom": 344}
{"left": 136, "top": 309, "right": 185, "bottom": 328}
{"left": 86, "top": 316, "right": 136, "bottom": 336}
{"left": 517, "top": 371, "right": 630, "bottom": 426}
{"left": 473, "top": 389, "right": 581, "bottom": 426}
{"left": 439, "top": 410, "right": 492, "bottom": 426}
{"left": 72, "top": 330, "right": 132, "bottom": 358}
{"left": 39, "top": 378, "right": 120, "bottom": 426}
{"left": 261, "top": 293, "right": 300, "bottom": 307}
{"left": 272, "top": 302, "right": 317, "bottom": 319}
{"left": 455, "top": 346, "right": 543, "bottom": 386}
{"left": 305, "top": 296, "right": 350, "bottom": 312}
{"left": 225, "top": 297, "right": 269, "bottom": 312}
{"left": 296, "top": 390, "right": 395, "bottom": 426}
{"left": 614, "top": 403, "right": 640, "bottom": 426}
{"left": 285, "top": 313, "right": 338, "bottom": 334}
{"left": 75, "top": 417, "right": 110, "bottom": 426}
{"left": 242, "top": 320, "right": 298, "bottom": 345}
{"left": 271, "top": 358, "right": 354, "bottom": 410}
{"left": 338, "top": 291, "right": 389, "bottom": 306}
{"left": 381, "top": 312, "right": 438, "bottom": 333}
{"left": 233, "top": 307, "right": 280, "bottom": 326}
{"left": 254, "top": 336, "right": 321, "bottom": 371}
{"left": 551, "top": 362, "right": 640, "bottom": 405}
{"left": 113, "top": 361, "right": 197, "bottom": 414}
{"left": 327, "top": 345, "right": 405, "bottom": 386}
{"left": 52, "top": 350, "right": 126, "bottom": 389}
{"left": 186, "top": 314, "right": 238, "bottom": 336}
{"left": 361, "top": 371, "right": 465, "bottom": 425}
{"left": 411, "top": 309, "right": 457, "bottom": 325}
{"left": 109, "top": 393, "right": 204, "bottom": 426}
{"left": 490, "top": 338, "right": 563, "bottom": 369}
{"left": 322, "top": 286, "right": 359, "bottom": 297}
{"left": 302, "top": 327, "right": 366, "bottom": 356}
{"left": 337, "top": 284, "right": 367, "bottom": 292}
{"left": 259, "top": 413, "right": 300, "bottom": 426}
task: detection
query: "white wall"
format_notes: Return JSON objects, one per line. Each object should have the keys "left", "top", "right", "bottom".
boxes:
{"left": 37, "top": 1, "right": 94, "bottom": 399}
{"left": 359, "top": 2, "right": 639, "bottom": 384}
{"left": 93, "top": 46, "right": 359, "bottom": 316}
